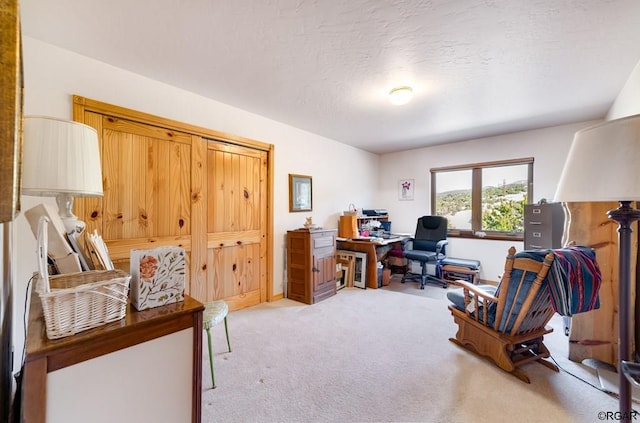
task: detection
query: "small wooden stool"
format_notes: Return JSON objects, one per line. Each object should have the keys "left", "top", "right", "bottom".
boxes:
{"left": 203, "top": 300, "right": 232, "bottom": 389}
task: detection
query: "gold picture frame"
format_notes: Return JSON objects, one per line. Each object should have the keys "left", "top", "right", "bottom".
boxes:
{"left": 289, "top": 174, "right": 312, "bottom": 212}
{"left": 0, "top": 0, "right": 23, "bottom": 223}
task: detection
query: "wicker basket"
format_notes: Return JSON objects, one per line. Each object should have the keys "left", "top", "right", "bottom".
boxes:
{"left": 343, "top": 203, "right": 358, "bottom": 216}
{"left": 35, "top": 216, "right": 131, "bottom": 339}
{"left": 36, "top": 270, "right": 131, "bottom": 339}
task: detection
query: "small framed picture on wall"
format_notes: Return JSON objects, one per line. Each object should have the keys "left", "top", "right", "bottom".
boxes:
{"left": 399, "top": 179, "right": 414, "bottom": 201}
{"left": 289, "top": 174, "right": 312, "bottom": 212}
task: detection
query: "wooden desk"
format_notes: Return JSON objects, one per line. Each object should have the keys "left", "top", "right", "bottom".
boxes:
{"left": 337, "top": 237, "right": 408, "bottom": 288}
{"left": 23, "top": 292, "right": 204, "bottom": 423}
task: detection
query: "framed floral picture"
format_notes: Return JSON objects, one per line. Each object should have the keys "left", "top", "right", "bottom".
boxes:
{"left": 399, "top": 179, "right": 414, "bottom": 201}
{"left": 289, "top": 174, "right": 312, "bottom": 212}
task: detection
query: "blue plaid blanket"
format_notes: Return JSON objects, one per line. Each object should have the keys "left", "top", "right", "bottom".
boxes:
{"left": 517, "top": 246, "right": 602, "bottom": 316}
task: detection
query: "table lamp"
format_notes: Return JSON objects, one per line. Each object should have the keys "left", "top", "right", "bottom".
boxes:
{"left": 554, "top": 113, "right": 640, "bottom": 422}
{"left": 22, "top": 116, "right": 103, "bottom": 235}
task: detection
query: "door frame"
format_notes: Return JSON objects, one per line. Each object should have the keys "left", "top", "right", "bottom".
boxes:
{"left": 72, "top": 95, "right": 275, "bottom": 304}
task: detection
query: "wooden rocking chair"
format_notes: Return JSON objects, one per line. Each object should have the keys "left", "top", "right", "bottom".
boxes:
{"left": 447, "top": 246, "right": 558, "bottom": 383}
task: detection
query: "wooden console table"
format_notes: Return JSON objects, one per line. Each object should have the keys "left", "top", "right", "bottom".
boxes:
{"left": 337, "top": 237, "right": 408, "bottom": 288}
{"left": 23, "top": 291, "right": 204, "bottom": 423}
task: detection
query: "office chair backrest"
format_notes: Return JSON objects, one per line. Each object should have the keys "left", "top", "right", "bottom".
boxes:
{"left": 413, "top": 216, "right": 447, "bottom": 252}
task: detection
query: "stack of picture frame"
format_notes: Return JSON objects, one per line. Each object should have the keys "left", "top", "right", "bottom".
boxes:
{"left": 336, "top": 250, "right": 367, "bottom": 289}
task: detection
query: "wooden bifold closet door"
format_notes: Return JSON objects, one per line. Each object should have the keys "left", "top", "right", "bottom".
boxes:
{"left": 206, "top": 143, "right": 268, "bottom": 306}
{"left": 73, "top": 96, "right": 272, "bottom": 310}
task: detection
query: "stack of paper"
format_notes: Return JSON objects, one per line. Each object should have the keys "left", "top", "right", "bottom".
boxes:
{"left": 87, "top": 230, "right": 114, "bottom": 270}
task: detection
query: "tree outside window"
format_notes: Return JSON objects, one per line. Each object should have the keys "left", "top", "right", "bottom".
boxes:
{"left": 431, "top": 158, "right": 533, "bottom": 239}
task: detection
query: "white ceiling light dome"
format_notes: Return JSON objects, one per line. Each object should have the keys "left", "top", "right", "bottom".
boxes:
{"left": 389, "top": 86, "right": 413, "bottom": 105}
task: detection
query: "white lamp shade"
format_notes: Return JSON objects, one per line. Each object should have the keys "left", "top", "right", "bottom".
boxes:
{"left": 554, "top": 113, "right": 640, "bottom": 203}
{"left": 22, "top": 116, "right": 103, "bottom": 197}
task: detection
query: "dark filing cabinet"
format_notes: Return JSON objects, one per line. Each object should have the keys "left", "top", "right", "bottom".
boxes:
{"left": 523, "top": 202, "right": 566, "bottom": 249}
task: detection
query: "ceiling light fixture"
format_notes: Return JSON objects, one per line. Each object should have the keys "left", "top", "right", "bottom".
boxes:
{"left": 389, "top": 86, "right": 413, "bottom": 106}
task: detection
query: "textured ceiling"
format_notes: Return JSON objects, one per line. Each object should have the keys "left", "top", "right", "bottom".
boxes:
{"left": 20, "top": 0, "right": 640, "bottom": 153}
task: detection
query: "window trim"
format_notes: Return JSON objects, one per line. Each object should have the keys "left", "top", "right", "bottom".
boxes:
{"left": 430, "top": 158, "right": 534, "bottom": 241}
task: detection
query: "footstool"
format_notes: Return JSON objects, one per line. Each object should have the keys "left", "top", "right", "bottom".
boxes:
{"left": 441, "top": 257, "right": 481, "bottom": 284}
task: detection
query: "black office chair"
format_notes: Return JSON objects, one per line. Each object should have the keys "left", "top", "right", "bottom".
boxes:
{"left": 402, "top": 216, "right": 448, "bottom": 289}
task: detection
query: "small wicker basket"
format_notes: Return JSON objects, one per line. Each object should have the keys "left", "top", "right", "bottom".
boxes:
{"left": 36, "top": 216, "right": 131, "bottom": 339}
{"left": 343, "top": 203, "right": 358, "bottom": 216}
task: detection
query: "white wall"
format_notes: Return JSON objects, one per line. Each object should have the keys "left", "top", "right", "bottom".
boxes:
{"left": 377, "top": 120, "right": 601, "bottom": 282}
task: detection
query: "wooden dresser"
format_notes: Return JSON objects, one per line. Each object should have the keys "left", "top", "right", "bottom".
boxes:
{"left": 23, "top": 293, "right": 204, "bottom": 423}
{"left": 523, "top": 202, "right": 566, "bottom": 249}
{"left": 286, "top": 228, "right": 337, "bottom": 304}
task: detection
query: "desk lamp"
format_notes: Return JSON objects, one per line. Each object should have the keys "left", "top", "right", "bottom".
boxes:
{"left": 554, "top": 113, "right": 640, "bottom": 423}
{"left": 22, "top": 116, "right": 103, "bottom": 235}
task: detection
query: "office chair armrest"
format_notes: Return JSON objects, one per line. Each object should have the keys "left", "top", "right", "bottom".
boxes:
{"left": 403, "top": 238, "right": 414, "bottom": 250}
{"left": 435, "top": 239, "right": 448, "bottom": 255}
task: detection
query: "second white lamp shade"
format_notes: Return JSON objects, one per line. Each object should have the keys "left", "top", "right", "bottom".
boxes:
{"left": 554, "top": 114, "right": 640, "bottom": 203}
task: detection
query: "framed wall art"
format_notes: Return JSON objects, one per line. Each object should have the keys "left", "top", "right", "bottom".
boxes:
{"left": 289, "top": 174, "right": 312, "bottom": 212}
{"left": 399, "top": 179, "right": 414, "bottom": 201}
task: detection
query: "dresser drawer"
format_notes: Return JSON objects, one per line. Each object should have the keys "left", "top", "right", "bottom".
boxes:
{"left": 525, "top": 233, "right": 553, "bottom": 248}
{"left": 525, "top": 206, "right": 553, "bottom": 226}
{"left": 312, "top": 232, "right": 335, "bottom": 249}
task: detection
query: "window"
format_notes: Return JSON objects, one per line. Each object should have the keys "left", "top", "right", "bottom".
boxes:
{"left": 431, "top": 158, "right": 533, "bottom": 240}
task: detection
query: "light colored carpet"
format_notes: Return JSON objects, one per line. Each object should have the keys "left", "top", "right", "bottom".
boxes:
{"left": 597, "top": 366, "right": 640, "bottom": 402}
{"left": 202, "top": 279, "right": 623, "bottom": 423}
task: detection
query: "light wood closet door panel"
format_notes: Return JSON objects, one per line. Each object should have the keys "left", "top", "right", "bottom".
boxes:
{"left": 75, "top": 111, "right": 104, "bottom": 236}
{"left": 101, "top": 116, "right": 192, "bottom": 240}
{"left": 76, "top": 115, "right": 193, "bottom": 266}
{"left": 206, "top": 143, "right": 267, "bottom": 309}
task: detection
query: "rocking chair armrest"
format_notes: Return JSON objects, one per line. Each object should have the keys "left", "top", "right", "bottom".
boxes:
{"left": 448, "top": 280, "right": 498, "bottom": 303}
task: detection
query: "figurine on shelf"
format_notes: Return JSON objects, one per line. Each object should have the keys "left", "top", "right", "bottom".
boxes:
{"left": 303, "top": 217, "right": 318, "bottom": 229}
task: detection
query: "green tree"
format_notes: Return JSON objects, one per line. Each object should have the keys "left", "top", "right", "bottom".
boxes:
{"left": 482, "top": 197, "right": 526, "bottom": 232}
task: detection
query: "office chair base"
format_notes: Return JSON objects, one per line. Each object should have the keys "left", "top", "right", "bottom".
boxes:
{"left": 401, "top": 273, "right": 448, "bottom": 289}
